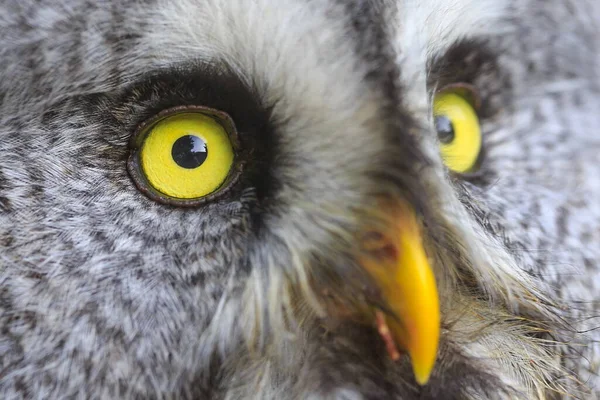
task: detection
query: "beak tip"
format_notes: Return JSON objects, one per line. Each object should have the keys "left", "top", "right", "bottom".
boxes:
{"left": 415, "top": 373, "right": 432, "bottom": 386}
{"left": 412, "top": 362, "right": 434, "bottom": 385}
{"left": 409, "top": 338, "right": 438, "bottom": 386}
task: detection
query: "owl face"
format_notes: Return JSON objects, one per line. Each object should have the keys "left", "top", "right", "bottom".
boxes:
{"left": 1, "top": 0, "right": 600, "bottom": 398}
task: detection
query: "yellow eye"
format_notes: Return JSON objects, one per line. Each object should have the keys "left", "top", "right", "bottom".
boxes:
{"left": 433, "top": 91, "right": 482, "bottom": 174}
{"left": 129, "top": 109, "right": 236, "bottom": 203}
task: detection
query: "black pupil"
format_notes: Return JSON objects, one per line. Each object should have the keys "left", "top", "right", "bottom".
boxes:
{"left": 171, "top": 135, "right": 208, "bottom": 169}
{"left": 435, "top": 115, "right": 455, "bottom": 144}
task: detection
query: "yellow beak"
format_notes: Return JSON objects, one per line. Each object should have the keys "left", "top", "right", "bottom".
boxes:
{"left": 360, "top": 201, "right": 440, "bottom": 385}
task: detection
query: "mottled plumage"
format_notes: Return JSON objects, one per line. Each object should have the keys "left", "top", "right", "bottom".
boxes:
{"left": 1, "top": 0, "right": 599, "bottom": 398}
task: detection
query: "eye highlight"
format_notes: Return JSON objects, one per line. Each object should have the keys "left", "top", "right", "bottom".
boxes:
{"left": 433, "top": 89, "right": 482, "bottom": 174}
{"left": 128, "top": 107, "right": 240, "bottom": 205}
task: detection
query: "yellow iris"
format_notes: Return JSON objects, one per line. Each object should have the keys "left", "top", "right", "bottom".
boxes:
{"left": 140, "top": 112, "right": 234, "bottom": 199}
{"left": 433, "top": 91, "right": 482, "bottom": 173}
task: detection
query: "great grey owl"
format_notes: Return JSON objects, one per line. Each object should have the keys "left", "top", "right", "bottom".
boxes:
{"left": 1, "top": 0, "right": 600, "bottom": 399}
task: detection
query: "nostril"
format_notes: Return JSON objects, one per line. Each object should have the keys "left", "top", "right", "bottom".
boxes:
{"left": 361, "top": 231, "right": 398, "bottom": 261}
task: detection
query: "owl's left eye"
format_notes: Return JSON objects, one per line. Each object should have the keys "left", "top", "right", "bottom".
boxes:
{"left": 128, "top": 107, "right": 240, "bottom": 205}
{"left": 433, "top": 89, "right": 482, "bottom": 174}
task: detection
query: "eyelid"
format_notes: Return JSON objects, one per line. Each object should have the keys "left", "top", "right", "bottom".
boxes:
{"left": 129, "top": 105, "right": 241, "bottom": 150}
{"left": 435, "top": 82, "right": 481, "bottom": 111}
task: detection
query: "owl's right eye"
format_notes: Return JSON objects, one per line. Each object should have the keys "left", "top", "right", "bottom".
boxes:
{"left": 127, "top": 106, "right": 241, "bottom": 205}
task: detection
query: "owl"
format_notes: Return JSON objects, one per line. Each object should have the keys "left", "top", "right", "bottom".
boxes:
{"left": 1, "top": 0, "right": 599, "bottom": 398}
